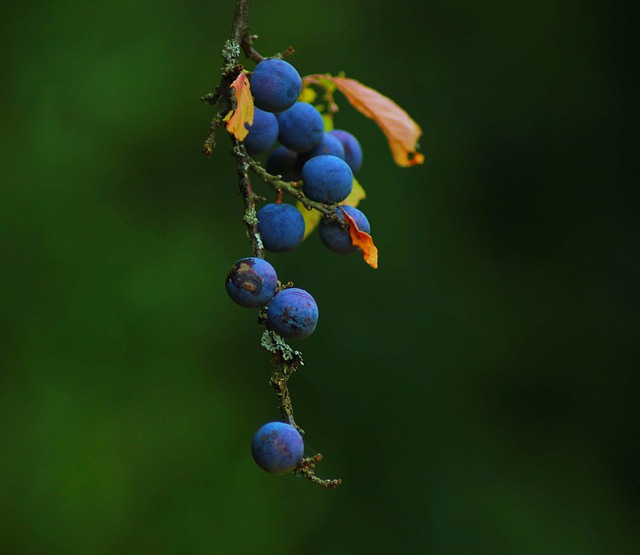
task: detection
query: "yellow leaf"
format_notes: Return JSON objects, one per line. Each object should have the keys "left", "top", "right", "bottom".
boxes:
{"left": 299, "top": 86, "right": 317, "bottom": 104}
{"left": 226, "top": 73, "right": 254, "bottom": 141}
{"left": 304, "top": 74, "right": 424, "bottom": 167}
{"left": 296, "top": 202, "right": 322, "bottom": 240}
{"left": 341, "top": 207, "right": 379, "bottom": 269}
{"left": 322, "top": 113, "right": 334, "bottom": 132}
{"left": 341, "top": 177, "right": 366, "bottom": 207}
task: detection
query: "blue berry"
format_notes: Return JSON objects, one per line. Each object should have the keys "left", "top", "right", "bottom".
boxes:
{"left": 250, "top": 59, "right": 302, "bottom": 113}
{"left": 251, "top": 421, "right": 304, "bottom": 475}
{"left": 302, "top": 155, "right": 353, "bottom": 204}
{"left": 319, "top": 206, "right": 371, "bottom": 254}
{"left": 267, "top": 288, "right": 319, "bottom": 340}
{"left": 225, "top": 257, "right": 278, "bottom": 308}
{"left": 257, "top": 203, "right": 305, "bottom": 253}
{"left": 329, "top": 129, "right": 363, "bottom": 173}
{"left": 277, "top": 102, "right": 324, "bottom": 153}
{"left": 244, "top": 108, "right": 279, "bottom": 155}
{"left": 266, "top": 146, "right": 302, "bottom": 182}
{"left": 298, "top": 132, "right": 346, "bottom": 165}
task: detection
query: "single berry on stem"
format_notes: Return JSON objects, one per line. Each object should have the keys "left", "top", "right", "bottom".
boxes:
{"left": 278, "top": 102, "right": 324, "bottom": 153}
{"left": 302, "top": 155, "right": 353, "bottom": 204}
{"left": 250, "top": 58, "right": 302, "bottom": 113}
{"left": 251, "top": 421, "right": 304, "bottom": 475}
{"left": 257, "top": 203, "right": 305, "bottom": 253}
{"left": 225, "top": 257, "right": 278, "bottom": 308}
{"left": 244, "top": 108, "right": 279, "bottom": 155}
{"left": 267, "top": 287, "right": 319, "bottom": 340}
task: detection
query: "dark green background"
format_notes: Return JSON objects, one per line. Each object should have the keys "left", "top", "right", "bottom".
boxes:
{"left": 1, "top": 0, "right": 637, "bottom": 553}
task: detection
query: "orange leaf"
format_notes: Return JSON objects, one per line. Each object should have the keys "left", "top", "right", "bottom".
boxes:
{"left": 225, "top": 73, "right": 254, "bottom": 141}
{"left": 304, "top": 74, "right": 424, "bottom": 167}
{"left": 341, "top": 207, "right": 379, "bottom": 269}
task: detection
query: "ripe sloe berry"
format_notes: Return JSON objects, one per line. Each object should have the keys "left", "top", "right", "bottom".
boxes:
{"left": 251, "top": 421, "right": 304, "bottom": 475}
{"left": 277, "top": 102, "right": 324, "bottom": 153}
{"left": 250, "top": 59, "right": 302, "bottom": 113}
{"left": 267, "top": 287, "right": 318, "bottom": 340}
{"left": 302, "top": 155, "right": 353, "bottom": 204}
{"left": 244, "top": 108, "right": 279, "bottom": 155}
{"left": 266, "top": 146, "right": 302, "bottom": 182}
{"left": 225, "top": 257, "right": 278, "bottom": 308}
{"left": 299, "top": 132, "right": 346, "bottom": 165}
{"left": 329, "top": 129, "right": 363, "bottom": 173}
{"left": 257, "top": 203, "right": 305, "bottom": 253}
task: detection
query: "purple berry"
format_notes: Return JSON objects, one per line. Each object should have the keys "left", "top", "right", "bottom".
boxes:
{"left": 267, "top": 288, "right": 319, "bottom": 340}
{"left": 250, "top": 59, "right": 302, "bottom": 113}
{"left": 277, "top": 102, "right": 324, "bottom": 153}
{"left": 244, "top": 108, "right": 279, "bottom": 155}
{"left": 251, "top": 421, "right": 304, "bottom": 475}
{"left": 302, "top": 155, "right": 353, "bottom": 204}
{"left": 319, "top": 206, "right": 371, "bottom": 255}
{"left": 225, "top": 257, "right": 278, "bottom": 308}
{"left": 266, "top": 146, "right": 302, "bottom": 182}
{"left": 257, "top": 203, "right": 305, "bottom": 253}
{"left": 299, "top": 132, "right": 346, "bottom": 165}
{"left": 329, "top": 129, "right": 363, "bottom": 173}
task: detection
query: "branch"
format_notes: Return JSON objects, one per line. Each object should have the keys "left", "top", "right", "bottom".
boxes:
{"left": 231, "top": 2, "right": 294, "bottom": 62}
{"left": 231, "top": 0, "right": 263, "bottom": 62}
{"left": 260, "top": 329, "right": 303, "bottom": 430}
{"left": 202, "top": 0, "right": 342, "bottom": 489}
{"left": 246, "top": 158, "right": 336, "bottom": 217}
{"left": 231, "top": 143, "right": 264, "bottom": 258}
{"left": 294, "top": 454, "right": 343, "bottom": 490}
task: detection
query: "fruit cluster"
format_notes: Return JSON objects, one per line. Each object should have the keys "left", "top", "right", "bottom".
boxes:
{"left": 207, "top": 0, "right": 423, "bottom": 487}
{"left": 226, "top": 57, "right": 370, "bottom": 478}
{"left": 246, "top": 58, "right": 371, "bottom": 256}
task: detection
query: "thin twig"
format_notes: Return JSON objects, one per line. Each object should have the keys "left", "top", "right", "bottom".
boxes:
{"left": 294, "top": 454, "right": 343, "bottom": 489}
{"left": 231, "top": 143, "right": 264, "bottom": 257}
{"left": 231, "top": 0, "right": 264, "bottom": 62}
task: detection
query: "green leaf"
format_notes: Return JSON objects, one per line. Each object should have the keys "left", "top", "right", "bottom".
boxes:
{"left": 322, "top": 113, "right": 334, "bottom": 132}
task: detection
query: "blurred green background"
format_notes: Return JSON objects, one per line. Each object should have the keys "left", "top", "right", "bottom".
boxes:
{"left": 1, "top": 0, "right": 637, "bottom": 553}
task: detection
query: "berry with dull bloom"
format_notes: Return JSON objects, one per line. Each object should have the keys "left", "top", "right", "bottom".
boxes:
{"left": 250, "top": 59, "right": 302, "bottom": 113}
{"left": 266, "top": 287, "right": 318, "bottom": 340}
{"left": 251, "top": 421, "right": 304, "bottom": 475}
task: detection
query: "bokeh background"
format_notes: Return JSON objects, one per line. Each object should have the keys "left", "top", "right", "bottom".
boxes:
{"left": 1, "top": 0, "right": 638, "bottom": 553}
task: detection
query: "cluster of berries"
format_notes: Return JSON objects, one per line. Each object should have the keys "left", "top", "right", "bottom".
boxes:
{"left": 246, "top": 58, "right": 371, "bottom": 256}
{"left": 227, "top": 58, "right": 371, "bottom": 476}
